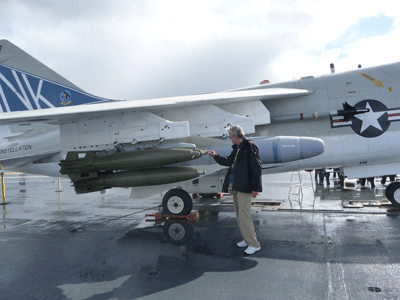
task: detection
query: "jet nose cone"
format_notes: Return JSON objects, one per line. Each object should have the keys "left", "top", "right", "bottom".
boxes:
{"left": 298, "top": 137, "right": 325, "bottom": 159}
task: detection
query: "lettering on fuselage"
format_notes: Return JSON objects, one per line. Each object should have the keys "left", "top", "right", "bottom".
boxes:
{"left": 330, "top": 99, "right": 400, "bottom": 138}
{"left": 0, "top": 143, "right": 32, "bottom": 155}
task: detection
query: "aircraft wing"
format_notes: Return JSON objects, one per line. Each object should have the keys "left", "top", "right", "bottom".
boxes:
{"left": 0, "top": 88, "right": 313, "bottom": 125}
{"left": 0, "top": 86, "right": 313, "bottom": 148}
{"left": 0, "top": 39, "right": 314, "bottom": 148}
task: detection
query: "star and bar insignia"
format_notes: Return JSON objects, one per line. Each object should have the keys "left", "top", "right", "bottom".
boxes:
{"left": 330, "top": 99, "right": 400, "bottom": 138}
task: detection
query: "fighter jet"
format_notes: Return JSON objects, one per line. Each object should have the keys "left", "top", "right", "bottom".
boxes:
{"left": 0, "top": 40, "right": 397, "bottom": 213}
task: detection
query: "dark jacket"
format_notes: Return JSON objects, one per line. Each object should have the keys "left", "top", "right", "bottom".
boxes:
{"left": 213, "top": 138, "right": 262, "bottom": 193}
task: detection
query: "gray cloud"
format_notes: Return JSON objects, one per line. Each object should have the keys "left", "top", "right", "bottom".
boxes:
{"left": 1, "top": 0, "right": 399, "bottom": 102}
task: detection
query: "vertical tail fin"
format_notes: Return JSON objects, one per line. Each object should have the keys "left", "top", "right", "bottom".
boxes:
{"left": 0, "top": 40, "right": 82, "bottom": 91}
{"left": 0, "top": 40, "right": 112, "bottom": 112}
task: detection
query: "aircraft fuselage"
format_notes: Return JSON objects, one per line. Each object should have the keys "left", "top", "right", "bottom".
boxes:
{"left": 249, "top": 63, "right": 400, "bottom": 178}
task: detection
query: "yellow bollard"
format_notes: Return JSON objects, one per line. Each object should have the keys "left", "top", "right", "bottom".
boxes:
{"left": 0, "top": 166, "right": 8, "bottom": 226}
{"left": 0, "top": 171, "right": 10, "bottom": 205}
{"left": 1, "top": 172, "right": 5, "bottom": 204}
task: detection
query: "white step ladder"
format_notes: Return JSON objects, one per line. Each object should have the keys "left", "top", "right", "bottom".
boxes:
{"left": 287, "top": 171, "right": 316, "bottom": 209}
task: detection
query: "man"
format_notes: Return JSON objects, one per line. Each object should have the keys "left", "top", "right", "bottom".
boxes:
{"left": 208, "top": 125, "right": 262, "bottom": 255}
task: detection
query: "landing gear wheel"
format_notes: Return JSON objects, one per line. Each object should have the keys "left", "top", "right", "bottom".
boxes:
{"left": 385, "top": 182, "right": 400, "bottom": 208}
{"left": 163, "top": 219, "right": 194, "bottom": 246}
{"left": 162, "top": 188, "right": 193, "bottom": 215}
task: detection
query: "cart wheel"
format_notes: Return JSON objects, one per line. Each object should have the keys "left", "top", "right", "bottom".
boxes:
{"left": 162, "top": 188, "right": 193, "bottom": 215}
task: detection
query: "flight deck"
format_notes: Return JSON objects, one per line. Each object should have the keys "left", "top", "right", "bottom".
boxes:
{"left": 1, "top": 172, "right": 400, "bottom": 299}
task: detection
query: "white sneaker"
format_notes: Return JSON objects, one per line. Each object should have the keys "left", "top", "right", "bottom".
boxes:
{"left": 236, "top": 240, "right": 248, "bottom": 248}
{"left": 245, "top": 246, "right": 261, "bottom": 255}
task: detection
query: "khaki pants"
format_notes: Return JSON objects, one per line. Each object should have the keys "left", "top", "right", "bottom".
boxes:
{"left": 232, "top": 190, "right": 260, "bottom": 248}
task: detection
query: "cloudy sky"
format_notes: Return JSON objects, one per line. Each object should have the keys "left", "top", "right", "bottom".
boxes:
{"left": 0, "top": 0, "right": 399, "bottom": 101}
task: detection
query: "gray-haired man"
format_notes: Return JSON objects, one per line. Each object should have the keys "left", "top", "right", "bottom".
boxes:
{"left": 208, "top": 125, "right": 262, "bottom": 255}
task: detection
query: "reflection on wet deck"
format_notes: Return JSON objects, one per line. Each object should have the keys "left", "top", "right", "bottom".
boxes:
{"left": 253, "top": 172, "right": 396, "bottom": 212}
{"left": 2, "top": 173, "right": 400, "bottom": 299}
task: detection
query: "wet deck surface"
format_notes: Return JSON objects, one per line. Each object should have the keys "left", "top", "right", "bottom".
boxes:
{"left": 1, "top": 172, "right": 400, "bottom": 299}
